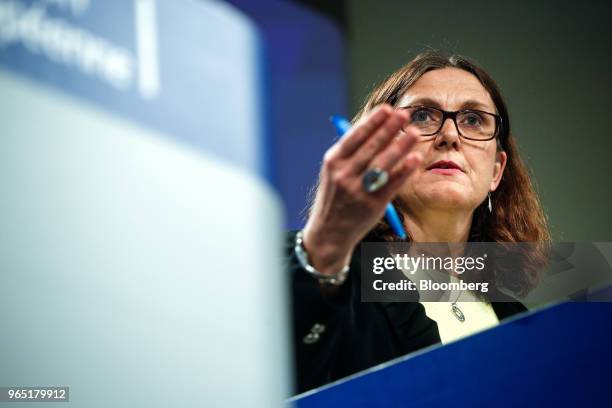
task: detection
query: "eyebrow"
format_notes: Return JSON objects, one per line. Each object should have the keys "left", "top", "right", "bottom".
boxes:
{"left": 400, "top": 97, "right": 494, "bottom": 112}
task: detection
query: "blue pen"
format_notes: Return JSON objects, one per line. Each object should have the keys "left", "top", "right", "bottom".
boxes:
{"left": 330, "top": 115, "right": 407, "bottom": 240}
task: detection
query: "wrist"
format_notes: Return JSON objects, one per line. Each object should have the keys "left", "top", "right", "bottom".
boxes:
{"left": 294, "top": 230, "right": 351, "bottom": 285}
{"left": 301, "top": 228, "right": 353, "bottom": 274}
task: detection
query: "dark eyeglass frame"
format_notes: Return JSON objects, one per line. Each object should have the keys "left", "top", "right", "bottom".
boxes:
{"left": 399, "top": 105, "right": 502, "bottom": 141}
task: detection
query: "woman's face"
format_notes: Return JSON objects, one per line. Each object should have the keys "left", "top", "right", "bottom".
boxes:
{"left": 397, "top": 67, "right": 507, "bottom": 214}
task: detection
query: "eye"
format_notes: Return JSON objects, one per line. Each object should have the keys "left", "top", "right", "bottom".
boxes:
{"left": 411, "top": 108, "right": 435, "bottom": 123}
{"left": 460, "top": 112, "right": 484, "bottom": 127}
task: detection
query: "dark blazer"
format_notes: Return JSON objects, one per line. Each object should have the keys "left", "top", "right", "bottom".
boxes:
{"left": 286, "top": 230, "right": 528, "bottom": 394}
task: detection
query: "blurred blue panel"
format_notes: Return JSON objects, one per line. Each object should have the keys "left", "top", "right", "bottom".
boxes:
{"left": 226, "top": 0, "right": 348, "bottom": 228}
{"left": 0, "top": 0, "right": 269, "bottom": 178}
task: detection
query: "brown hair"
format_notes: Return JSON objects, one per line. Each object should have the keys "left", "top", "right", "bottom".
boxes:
{"left": 355, "top": 50, "right": 551, "bottom": 295}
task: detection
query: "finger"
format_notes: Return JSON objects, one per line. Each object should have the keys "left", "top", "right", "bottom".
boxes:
{"left": 388, "top": 127, "right": 421, "bottom": 173}
{"left": 373, "top": 152, "right": 422, "bottom": 200}
{"left": 331, "top": 104, "right": 392, "bottom": 161}
{"left": 349, "top": 110, "right": 408, "bottom": 175}
{"left": 367, "top": 129, "right": 418, "bottom": 175}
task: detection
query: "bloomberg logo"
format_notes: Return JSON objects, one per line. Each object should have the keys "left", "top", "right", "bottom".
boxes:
{"left": 0, "top": 0, "right": 160, "bottom": 99}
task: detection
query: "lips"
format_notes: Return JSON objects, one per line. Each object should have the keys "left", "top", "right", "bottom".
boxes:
{"left": 426, "top": 160, "right": 464, "bottom": 172}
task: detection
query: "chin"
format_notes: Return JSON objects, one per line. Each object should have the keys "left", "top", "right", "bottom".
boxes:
{"left": 421, "top": 185, "right": 472, "bottom": 210}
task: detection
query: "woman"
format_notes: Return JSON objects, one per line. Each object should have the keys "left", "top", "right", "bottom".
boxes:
{"left": 286, "top": 51, "right": 550, "bottom": 393}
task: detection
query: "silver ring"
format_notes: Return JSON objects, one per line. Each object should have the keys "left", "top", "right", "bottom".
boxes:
{"left": 362, "top": 168, "right": 389, "bottom": 193}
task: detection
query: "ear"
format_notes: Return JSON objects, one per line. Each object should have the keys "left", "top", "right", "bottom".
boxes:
{"left": 490, "top": 151, "right": 507, "bottom": 191}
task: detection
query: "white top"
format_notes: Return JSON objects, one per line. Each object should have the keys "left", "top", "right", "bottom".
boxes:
{"left": 421, "top": 291, "right": 499, "bottom": 344}
{"left": 399, "top": 265, "right": 499, "bottom": 344}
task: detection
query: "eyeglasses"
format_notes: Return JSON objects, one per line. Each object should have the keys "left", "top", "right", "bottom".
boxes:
{"left": 399, "top": 106, "right": 502, "bottom": 141}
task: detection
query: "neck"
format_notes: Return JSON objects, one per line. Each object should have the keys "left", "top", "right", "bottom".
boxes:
{"left": 403, "top": 208, "right": 473, "bottom": 243}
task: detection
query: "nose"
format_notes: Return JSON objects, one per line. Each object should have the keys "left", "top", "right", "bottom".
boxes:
{"left": 434, "top": 117, "right": 461, "bottom": 150}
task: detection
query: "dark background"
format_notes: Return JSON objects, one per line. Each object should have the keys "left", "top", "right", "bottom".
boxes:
{"left": 293, "top": 0, "right": 612, "bottom": 241}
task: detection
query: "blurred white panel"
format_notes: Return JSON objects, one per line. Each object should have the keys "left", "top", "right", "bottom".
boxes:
{"left": 0, "top": 70, "right": 290, "bottom": 407}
